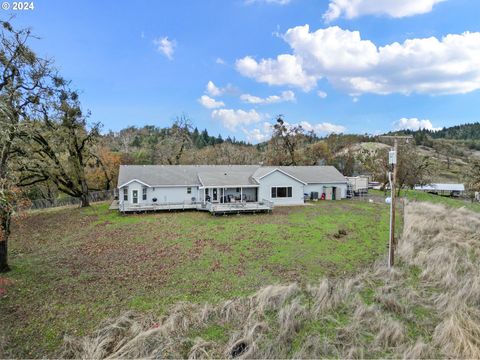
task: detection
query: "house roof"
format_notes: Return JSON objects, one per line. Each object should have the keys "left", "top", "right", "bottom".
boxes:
{"left": 414, "top": 183, "right": 465, "bottom": 192}
{"left": 118, "top": 165, "right": 200, "bottom": 187}
{"left": 118, "top": 164, "right": 346, "bottom": 188}
{"left": 252, "top": 167, "right": 307, "bottom": 185}
{"left": 278, "top": 166, "right": 347, "bottom": 184}
{"left": 197, "top": 166, "right": 260, "bottom": 186}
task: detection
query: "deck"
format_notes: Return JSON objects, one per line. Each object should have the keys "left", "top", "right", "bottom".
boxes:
{"left": 205, "top": 200, "right": 273, "bottom": 215}
{"left": 113, "top": 200, "right": 273, "bottom": 214}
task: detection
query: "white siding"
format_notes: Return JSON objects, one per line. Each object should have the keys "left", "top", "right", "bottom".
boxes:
{"left": 148, "top": 186, "right": 199, "bottom": 204}
{"left": 304, "top": 183, "right": 347, "bottom": 200}
{"left": 119, "top": 181, "right": 199, "bottom": 206}
{"left": 258, "top": 170, "right": 304, "bottom": 205}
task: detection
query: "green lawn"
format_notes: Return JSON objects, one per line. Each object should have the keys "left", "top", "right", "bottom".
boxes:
{"left": 370, "top": 189, "right": 480, "bottom": 213}
{"left": 1, "top": 200, "right": 394, "bottom": 358}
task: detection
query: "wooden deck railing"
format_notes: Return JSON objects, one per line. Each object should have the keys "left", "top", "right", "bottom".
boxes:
{"left": 119, "top": 199, "right": 274, "bottom": 213}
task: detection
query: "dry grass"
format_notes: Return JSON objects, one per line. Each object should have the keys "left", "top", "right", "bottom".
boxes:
{"left": 61, "top": 202, "right": 480, "bottom": 359}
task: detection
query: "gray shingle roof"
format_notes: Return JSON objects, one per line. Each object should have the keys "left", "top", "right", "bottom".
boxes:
{"left": 118, "top": 165, "right": 200, "bottom": 186}
{"left": 118, "top": 165, "right": 346, "bottom": 187}
{"left": 197, "top": 166, "right": 259, "bottom": 186}
{"left": 279, "top": 166, "right": 347, "bottom": 184}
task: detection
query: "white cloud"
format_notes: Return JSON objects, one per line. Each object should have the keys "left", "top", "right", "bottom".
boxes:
{"left": 215, "top": 57, "right": 226, "bottom": 65}
{"left": 198, "top": 95, "right": 225, "bottom": 109}
{"left": 205, "top": 81, "right": 236, "bottom": 97}
{"left": 394, "top": 118, "right": 441, "bottom": 131}
{"left": 323, "top": 0, "right": 445, "bottom": 22}
{"left": 153, "top": 36, "right": 176, "bottom": 60}
{"left": 211, "top": 109, "right": 262, "bottom": 131}
{"left": 236, "top": 55, "right": 317, "bottom": 91}
{"left": 299, "top": 121, "right": 346, "bottom": 134}
{"left": 240, "top": 90, "right": 296, "bottom": 104}
{"left": 352, "top": 97, "right": 359, "bottom": 103}
{"left": 236, "top": 25, "right": 480, "bottom": 95}
{"left": 317, "top": 90, "right": 328, "bottom": 98}
{"left": 206, "top": 81, "right": 222, "bottom": 97}
{"left": 242, "top": 123, "right": 273, "bottom": 143}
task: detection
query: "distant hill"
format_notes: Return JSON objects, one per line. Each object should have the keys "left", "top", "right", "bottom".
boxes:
{"left": 390, "top": 122, "right": 480, "bottom": 140}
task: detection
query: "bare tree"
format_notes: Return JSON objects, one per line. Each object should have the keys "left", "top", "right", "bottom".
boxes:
{"left": 18, "top": 82, "right": 100, "bottom": 207}
{"left": 0, "top": 21, "right": 52, "bottom": 272}
{"left": 358, "top": 142, "right": 434, "bottom": 195}
{"left": 155, "top": 115, "right": 193, "bottom": 165}
{"left": 266, "top": 116, "right": 306, "bottom": 165}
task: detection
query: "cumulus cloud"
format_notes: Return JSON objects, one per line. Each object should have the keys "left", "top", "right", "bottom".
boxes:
{"left": 240, "top": 90, "right": 296, "bottom": 104}
{"left": 211, "top": 109, "right": 262, "bottom": 131}
{"left": 205, "top": 81, "right": 236, "bottom": 97}
{"left": 317, "top": 90, "right": 328, "bottom": 98}
{"left": 323, "top": 0, "right": 445, "bottom": 22}
{"left": 206, "top": 81, "right": 223, "bottom": 97}
{"left": 198, "top": 95, "right": 225, "bottom": 109}
{"left": 394, "top": 118, "right": 441, "bottom": 131}
{"left": 242, "top": 123, "right": 273, "bottom": 143}
{"left": 236, "top": 25, "right": 480, "bottom": 95}
{"left": 236, "top": 55, "right": 317, "bottom": 91}
{"left": 299, "top": 121, "right": 346, "bottom": 134}
{"left": 153, "top": 36, "right": 176, "bottom": 60}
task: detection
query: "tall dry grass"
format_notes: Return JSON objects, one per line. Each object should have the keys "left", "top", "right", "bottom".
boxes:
{"left": 61, "top": 202, "right": 480, "bottom": 359}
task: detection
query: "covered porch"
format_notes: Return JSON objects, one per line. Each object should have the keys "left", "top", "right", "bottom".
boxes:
{"left": 199, "top": 185, "right": 259, "bottom": 204}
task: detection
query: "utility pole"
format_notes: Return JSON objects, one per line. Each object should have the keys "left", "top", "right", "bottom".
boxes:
{"left": 388, "top": 139, "right": 398, "bottom": 268}
{"left": 380, "top": 135, "right": 412, "bottom": 269}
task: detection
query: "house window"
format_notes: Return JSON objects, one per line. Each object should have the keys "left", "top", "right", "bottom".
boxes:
{"left": 271, "top": 186, "right": 292, "bottom": 198}
{"left": 142, "top": 187, "right": 147, "bottom": 201}
{"left": 236, "top": 187, "right": 240, "bottom": 192}
{"left": 123, "top": 188, "right": 128, "bottom": 201}
{"left": 187, "top": 187, "right": 192, "bottom": 194}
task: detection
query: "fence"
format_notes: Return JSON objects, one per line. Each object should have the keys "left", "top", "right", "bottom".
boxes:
{"left": 29, "top": 190, "right": 115, "bottom": 210}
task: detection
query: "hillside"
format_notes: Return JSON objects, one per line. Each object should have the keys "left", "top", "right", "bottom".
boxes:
{"left": 390, "top": 122, "right": 480, "bottom": 141}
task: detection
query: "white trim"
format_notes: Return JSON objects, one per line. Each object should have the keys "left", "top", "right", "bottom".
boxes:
{"left": 255, "top": 168, "right": 307, "bottom": 185}
{"left": 306, "top": 181, "right": 348, "bottom": 184}
{"left": 118, "top": 179, "right": 151, "bottom": 188}
{"left": 199, "top": 185, "right": 259, "bottom": 189}
{"left": 118, "top": 181, "right": 200, "bottom": 188}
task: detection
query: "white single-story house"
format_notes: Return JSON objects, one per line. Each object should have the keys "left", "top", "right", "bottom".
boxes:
{"left": 116, "top": 165, "right": 348, "bottom": 214}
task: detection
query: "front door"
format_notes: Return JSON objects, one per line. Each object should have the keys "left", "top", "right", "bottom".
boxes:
{"left": 132, "top": 190, "right": 138, "bottom": 204}
{"left": 213, "top": 188, "right": 218, "bottom": 202}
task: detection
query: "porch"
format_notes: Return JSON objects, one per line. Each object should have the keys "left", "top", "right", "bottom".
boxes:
{"left": 199, "top": 185, "right": 258, "bottom": 204}
{"left": 115, "top": 198, "right": 273, "bottom": 214}
{"left": 202, "top": 199, "right": 273, "bottom": 215}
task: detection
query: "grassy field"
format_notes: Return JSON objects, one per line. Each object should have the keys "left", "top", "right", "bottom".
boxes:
{"left": 370, "top": 189, "right": 480, "bottom": 213}
{"left": 61, "top": 201, "right": 480, "bottom": 359}
{"left": 1, "top": 200, "right": 393, "bottom": 357}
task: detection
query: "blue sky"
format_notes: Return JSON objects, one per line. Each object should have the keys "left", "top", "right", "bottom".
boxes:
{"left": 6, "top": 0, "right": 480, "bottom": 142}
